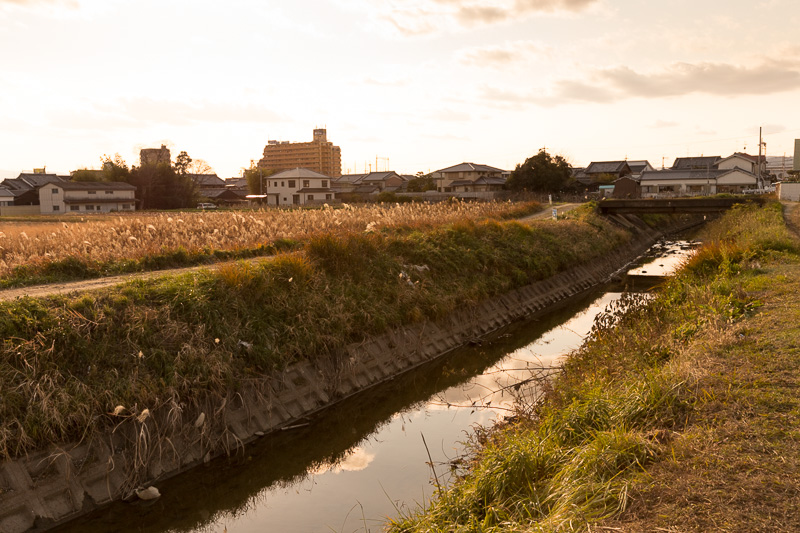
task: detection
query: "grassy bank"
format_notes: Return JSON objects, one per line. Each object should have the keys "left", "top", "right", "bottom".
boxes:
{"left": 0, "top": 207, "right": 633, "bottom": 460}
{"left": 387, "top": 201, "right": 800, "bottom": 532}
{"left": 0, "top": 201, "right": 543, "bottom": 289}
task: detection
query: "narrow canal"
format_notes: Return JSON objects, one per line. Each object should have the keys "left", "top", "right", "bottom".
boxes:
{"left": 55, "top": 239, "right": 695, "bottom": 533}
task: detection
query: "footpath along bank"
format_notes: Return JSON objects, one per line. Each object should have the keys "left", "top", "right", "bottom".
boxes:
{"left": 0, "top": 205, "right": 701, "bottom": 532}
{"left": 388, "top": 201, "right": 800, "bottom": 532}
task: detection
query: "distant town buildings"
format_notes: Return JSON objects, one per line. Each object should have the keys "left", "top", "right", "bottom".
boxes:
{"left": 140, "top": 145, "right": 171, "bottom": 167}
{"left": 258, "top": 129, "right": 342, "bottom": 178}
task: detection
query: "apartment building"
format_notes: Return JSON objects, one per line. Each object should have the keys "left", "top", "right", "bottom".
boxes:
{"left": 258, "top": 129, "right": 342, "bottom": 178}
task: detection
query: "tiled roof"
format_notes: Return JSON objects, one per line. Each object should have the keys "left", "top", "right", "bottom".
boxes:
{"left": 640, "top": 169, "right": 727, "bottom": 181}
{"left": 435, "top": 162, "right": 506, "bottom": 174}
{"left": 191, "top": 173, "right": 225, "bottom": 187}
{"left": 270, "top": 168, "right": 332, "bottom": 180}
{"left": 584, "top": 161, "right": 629, "bottom": 174}
{"left": 671, "top": 156, "right": 721, "bottom": 170}
{"left": 56, "top": 181, "right": 136, "bottom": 191}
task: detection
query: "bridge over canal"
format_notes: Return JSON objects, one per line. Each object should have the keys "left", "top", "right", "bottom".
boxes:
{"left": 598, "top": 197, "right": 766, "bottom": 215}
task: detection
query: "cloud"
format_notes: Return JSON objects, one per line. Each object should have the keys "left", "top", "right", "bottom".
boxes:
{"left": 0, "top": 0, "right": 78, "bottom": 7}
{"left": 457, "top": 40, "right": 550, "bottom": 67}
{"left": 481, "top": 58, "right": 800, "bottom": 106}
{"left": 356, "top": 0, "right": 600, "bottom": 36}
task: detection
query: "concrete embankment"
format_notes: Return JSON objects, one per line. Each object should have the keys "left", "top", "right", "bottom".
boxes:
{"left": 0, "top": 214, "right": 702, "bottom": 533}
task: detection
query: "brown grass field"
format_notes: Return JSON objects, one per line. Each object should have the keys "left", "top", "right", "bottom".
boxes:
{"left": 0, "top": 201, "right": 535, "bottom": 277}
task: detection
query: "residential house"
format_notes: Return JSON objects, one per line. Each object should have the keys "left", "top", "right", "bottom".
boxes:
{"left": 332, "top": 173, "right": 367, "bottom": 195}
{"left": 39, "top": 181, "right": 136, "bottom": 214}
{"left": 198, "top": 188, "right": 248, "bottom": 206}
{"left": 574, "top": 161, "right": 632, "bottom": 191}
{"left": 626, "top": 160, "right": 655, "bottom": 178}
{"left": 432, "top": 163, "right": 506, "bottom": 193}
{"left": 263, "top": 168, "right": 335, "bottom": 206}
{"left": 191, "top": 173, "right": 226, "bottom": 189}
{"left": 0, "top": 186, "right": 15, "bottom": 206}
{"left": 224, "top": 177, "right": 249, "bottom": 191}
{"left": 612, "top": 176, "right": 642, "bottom": 199}
{"left": 670, "top": 156, "right": 721, "bottom": 170}
{"left": 639, "top": 168, "right": 757, "bottom": 198}
{"left": 1, "top": 172, "right": 67, "bottom": 205}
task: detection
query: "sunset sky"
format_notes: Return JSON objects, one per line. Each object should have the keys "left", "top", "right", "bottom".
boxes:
{"left": 1, "top": 0, "right": 799, "bottom": 180}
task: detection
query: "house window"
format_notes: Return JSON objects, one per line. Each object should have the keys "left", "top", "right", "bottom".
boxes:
{"left": 288, "top": 180, "right": 295, "bottom": 188}
{"left": 96, "top": 205, "right": 101, "bottom": 210}
{"left": 274, "top": 181, "right": 278, "bottom": 187}
{"left": 88, "top": 191, "right": 97, "bottom": 195}
{"left": 70, "top": 205, "right": 79, "bottom": 211}
{"left": 283, "top": 198, "right": 287, "bottom": 202}
{"left": 105, "top": 190, "right": 113, "bottom": 194}
{"left": 281, "top": 181, "right": 285, "bottom": 187}
{"left": 52, "top": 188, "right": 59, "bottom": 194}
{"left": 321, "top": 180, "right": 328, "bottom": 188}
{"left": 85, "top": 205, "right": 94, "bottom": 211}
{"left": 303, "top": 180, "right": 310, "bottom": 188}
{"left": 308, "top": 194, "right": 314, "bottom": 201}
{"left": 122, "top": 204, "right": 132, "bottom": 210}
{"left": 325, "top": 194, "right": 332, "bottom": 200}
{"left": 53, "top": 205, "right": 60, "bottom": 211}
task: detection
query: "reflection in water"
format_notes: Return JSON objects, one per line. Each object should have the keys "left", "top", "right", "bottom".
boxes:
{"left": 55, "top": 241, "right": 694, "bottom": 533}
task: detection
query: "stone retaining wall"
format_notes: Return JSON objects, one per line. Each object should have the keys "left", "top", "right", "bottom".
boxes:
{"left": 0, "top": 215, "right": 700, "bottom": 532}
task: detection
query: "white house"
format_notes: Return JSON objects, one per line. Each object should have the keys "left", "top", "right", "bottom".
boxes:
{"left": 264, "top": 168, "right": 335, "bottom": 206}
{"left": 39, "top": 181, "right": 137, "bottom": 214}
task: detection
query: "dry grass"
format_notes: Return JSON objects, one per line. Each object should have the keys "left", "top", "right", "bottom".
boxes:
{"left": 0, "top": 201, "right": 535, "bottom": 278}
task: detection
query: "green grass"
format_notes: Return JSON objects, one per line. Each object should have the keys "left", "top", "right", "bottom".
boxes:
{"left": 386, "top": 201, "right": 797, "bottom": 532}
{"left": 0, "top": 209, "right": 635, "bottom": 460}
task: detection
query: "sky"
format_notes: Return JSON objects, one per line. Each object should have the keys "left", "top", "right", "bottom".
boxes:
{"left": 1, "top": 0, "right": 799, "bottom": 180}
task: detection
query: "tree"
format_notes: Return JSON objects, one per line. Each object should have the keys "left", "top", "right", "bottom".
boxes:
{"left": 243, "top": 162, "right": 273, "bottom": 195}
{"left": 506, "top": 149, "right": 574, "bottom": 193}
{"left": 101, "top": 153, "right": 132, "bottom": 182}
{"left": 174, "top": 151, "right": 192, "bottom": 176}
{"left": 71, "top": 169, "right": 105, "bottom": 182}
{"left": 131, "top": 163, "right": 198, "bottom": 209}
{"left": 407, "top": 173, "right": 436, "bottom": 192}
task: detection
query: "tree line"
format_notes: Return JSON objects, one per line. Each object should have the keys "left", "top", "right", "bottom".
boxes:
{"left": 72, "top": 151, "right": 202, "bottom": 209}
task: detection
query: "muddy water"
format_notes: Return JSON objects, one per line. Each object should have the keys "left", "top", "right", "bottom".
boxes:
{"left": 56, "top": 241, "right": 695, "bottom": 533}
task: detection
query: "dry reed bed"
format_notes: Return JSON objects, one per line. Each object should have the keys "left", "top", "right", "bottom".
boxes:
{"left": 0, "top": 201, "right": 525, "bottom": 276}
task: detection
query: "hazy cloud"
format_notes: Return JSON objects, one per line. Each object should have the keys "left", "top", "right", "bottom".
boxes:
{"left": 361, "top": 0, "right": 600, "bottom": 36}
{"left": 457, "top": 40, "right": 550, "bottom": 66}
{"left": 482, "top": 58, "right": 800, "bottom": 106}
{"left": 0, "top": 0, "right": 78, "bottom": 7}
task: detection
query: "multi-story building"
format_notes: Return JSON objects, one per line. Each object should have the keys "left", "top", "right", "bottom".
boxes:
{"left": 258, "top": 129, "right": 342, "bottom": 178}
{"left": 140, "top": 145, "right": 171, "bottom": 167}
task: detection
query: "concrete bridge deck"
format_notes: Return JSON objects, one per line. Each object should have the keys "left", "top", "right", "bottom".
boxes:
{"left": 598, "top": 197, "right": 766, "bottom": 215}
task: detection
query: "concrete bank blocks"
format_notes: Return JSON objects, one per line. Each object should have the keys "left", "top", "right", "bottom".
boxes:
{"left": 0, "top": 217, "right": 701, "bottom": 532}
